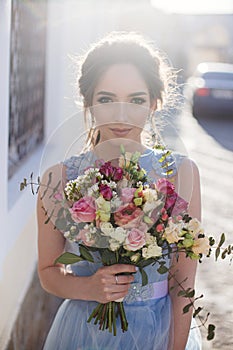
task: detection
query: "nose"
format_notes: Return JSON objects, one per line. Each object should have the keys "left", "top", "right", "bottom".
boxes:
{"left": 114, "top": 102, "right": 128, "bottom": 122}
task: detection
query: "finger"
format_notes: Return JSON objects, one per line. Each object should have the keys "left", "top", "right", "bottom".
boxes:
{"left": 110, "top": 291, "right": 129, "bottom": 301}
{"left": 105, "top": 282, "right": 131, "bottom": 294}
{"left": 113, "top": 274, "right": 134, "bottom": 285}
{"left": 106, "top": 264, "right": 137, "bottom": 275}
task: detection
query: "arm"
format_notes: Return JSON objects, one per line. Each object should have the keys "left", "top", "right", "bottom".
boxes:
{"left": 37, "top": 164, "right": 136, "bottom": 302}
{"left": 169, "top": 158, "right": 201, "bottom": 350}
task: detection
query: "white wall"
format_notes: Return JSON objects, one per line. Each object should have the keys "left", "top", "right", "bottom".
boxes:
{"left": 0, "top": 1, "right": 157, "bottom": 348}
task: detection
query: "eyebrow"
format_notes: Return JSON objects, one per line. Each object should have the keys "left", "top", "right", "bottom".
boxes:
{"left": 96, "top": 91, "right": 148, "bottom": 97}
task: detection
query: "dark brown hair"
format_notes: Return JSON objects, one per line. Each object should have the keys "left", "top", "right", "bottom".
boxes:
{"left": 77, "top": 31, "right": 178, "bottom": 147}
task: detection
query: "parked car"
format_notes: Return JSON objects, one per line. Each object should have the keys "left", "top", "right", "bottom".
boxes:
{"left": 185, "top": 62, "right": 233, "bottom": 118}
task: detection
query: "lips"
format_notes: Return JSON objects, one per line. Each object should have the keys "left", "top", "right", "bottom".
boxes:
{"left": 110, "top": 128, "right": 132, "bottom": 137}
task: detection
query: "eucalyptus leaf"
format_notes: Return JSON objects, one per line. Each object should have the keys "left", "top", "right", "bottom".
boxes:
{"left": 55, "top": 218, "right": 68, "bottom": 231}
{"left": 207, "top": 324, "right": 215, "bottom": 341}
{"left": 215, "top": 247, "right": 220, "bottom": 261}
{"left": 139, "top": 267, "right": 148, "bottom": 287}
{"left": 54, "top": 252, "right": 84, "bottom": 265}
{"left": 183, "top": 302, "right": 193, "bottom": 314}
{"left": 100, "top": 249, "right": 117, "bottom": 265}
{"left": 218, "top": 233, "right": 225, "bottom": 247}
{"left": 79, "top": 245, "right": 94, "bottom": 263}
{"left": 193, "top": 307, "right": 202, "bottom": 318}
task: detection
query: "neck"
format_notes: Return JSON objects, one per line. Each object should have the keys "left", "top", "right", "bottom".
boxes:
{"left": 92, "top": 139, "right": 146, "bottom": 162}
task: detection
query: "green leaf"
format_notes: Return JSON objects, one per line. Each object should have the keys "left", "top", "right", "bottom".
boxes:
{"left": 55, "top": 218, "right": 68, "bottom": 231}
{"left": 157, "top": 264, "right": 169, "bottom": 274}
{"left": 193, "top": 306, "right": 203, "bottom": 318}
{"left": 79, "top": 245, "right": 94, "bottom": 263}
{"left": 139, "top": 267, "right": 148, "bottom": 287}
{"left": 183, "top": 302, "right": 193, "bottom": 314}
{"left": 178, "top": 288, "right": 195, "bottom": 298}
{"left": 44, "top": 209, "right": 54, "bottom": 224}
{"left": 100, "top": 249, "right": 117, "bottom": 265}
{"left": 215, "top": 247, "right": 220, "bottom": 261}
{"left": 209, "top": 237, "right": 215, "bottom": 246}
{"left": 207, "top": 324, "right": 215, "bottom": 341}
{"left": 218, "top": 233, "right": 225, "bottom": 247}
{"left": 54, "top": 252, "right": 84, "bottom": 265}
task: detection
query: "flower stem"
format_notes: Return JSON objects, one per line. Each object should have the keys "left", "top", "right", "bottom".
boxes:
{"left": 108, "top": 302, "right": 113, "bottom": 333}
{"left": 112, "top": 302, "right": 117, "bottom": 336}
{"left": 87, "top": 303, "right": 103, "bottom": 323}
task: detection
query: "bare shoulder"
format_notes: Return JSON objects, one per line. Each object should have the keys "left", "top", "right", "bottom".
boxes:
{"left": 174, "top": 157, "right": 201, "bottom": 219}
{"left": 177, "top": 156, "right": 200, "bottom": 180}
{"left": 40, "top": 163, "right": 66, "bottom": 189}
{"left": 37, "top": 162, "right": 67, "bottom": 225}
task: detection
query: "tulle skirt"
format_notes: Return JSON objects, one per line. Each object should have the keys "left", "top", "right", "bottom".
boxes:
{"left": 43, "top": 296, "right": 202, "bottom": 350}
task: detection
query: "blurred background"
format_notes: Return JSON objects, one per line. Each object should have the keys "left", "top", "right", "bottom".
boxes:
{"left": 0, "top": 0, "right": 233, "bottom": 349}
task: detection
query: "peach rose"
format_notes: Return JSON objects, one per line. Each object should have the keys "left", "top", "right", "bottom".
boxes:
{"left": 114, "top": 203, "right": 143, "bottom": 228}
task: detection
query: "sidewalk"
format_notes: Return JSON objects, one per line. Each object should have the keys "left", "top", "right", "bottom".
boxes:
{"left": 178, "top": 109, "right": 233, "bottom": 349}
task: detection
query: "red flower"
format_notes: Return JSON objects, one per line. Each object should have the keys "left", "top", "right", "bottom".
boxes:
{"left": 99, "top": 184, "right": 113, "bottom": 200}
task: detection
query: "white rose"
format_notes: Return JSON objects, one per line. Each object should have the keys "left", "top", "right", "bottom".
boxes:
{"left": 187, "top": 218, "right": 204, "bottom": 238}
{"left": 143, "top": 200, "right": 161, "bottom": 214}
{"left": 142, "top": 244, "right": 162, "bottom": 259}
{"left": 163, "top": 220, "right": 183, "bottom": 244}
{"left": 143, "top": 188, "right": 158, "bottom": 202}
{"left": 145, "top": 233, "right": 157, "bottom": 245}
{"left": 110, "top": 227, "right": 127, "bottom": 243}
{"left": 109, "top": 239, "right": 121, "bottom": 251}
{"left": 100, "top": 222, "right": 114, "bottom": 236}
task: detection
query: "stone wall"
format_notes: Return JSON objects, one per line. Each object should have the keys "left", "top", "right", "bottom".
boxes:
{"left": 6, "top": 268, "right": 62, "bottom": 350}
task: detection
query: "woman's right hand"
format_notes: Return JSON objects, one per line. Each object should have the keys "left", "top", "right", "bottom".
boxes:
{"left": 88, "top": 264, "right": 136, "bottom": 303}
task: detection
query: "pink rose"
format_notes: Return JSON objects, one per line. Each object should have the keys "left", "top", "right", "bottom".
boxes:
{"left": 69, "top": 196, "right": 96, "bottom": 223}
{"left": 124, "top": 228, "right": 146, "bottom": 251}
{"left": 114, "top": 203, "right": 143, "bottom": 228}
{"left": 76, "top": 229, "right": 95, "bottom": 247}
{"left": 99, "top": 184, "right": 113, "bottom": 200}
{"left": 172, "top": 195, "right": 188, "bottom": 216}
{"left": 120, "top": 188, "right": 136, "bottom": 203}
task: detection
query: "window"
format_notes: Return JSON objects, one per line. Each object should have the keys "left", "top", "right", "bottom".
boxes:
{"left": 8, "top": 0, "right": 47, "bottom": 179}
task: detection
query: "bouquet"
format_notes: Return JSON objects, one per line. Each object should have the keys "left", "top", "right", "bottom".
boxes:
{"left": 20, "top": 147, "right": 233, "bottom": 339}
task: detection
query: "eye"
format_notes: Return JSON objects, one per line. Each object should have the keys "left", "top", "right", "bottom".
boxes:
{"left": 131, "top": 97, "right": 146, "bottom": 105}
{"left": 97, "top": 97, "right": 113, "bottom": 104}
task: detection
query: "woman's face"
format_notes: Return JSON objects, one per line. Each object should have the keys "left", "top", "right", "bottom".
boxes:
{"left": 92, "top": 63, "right": 156, "bottom": 144}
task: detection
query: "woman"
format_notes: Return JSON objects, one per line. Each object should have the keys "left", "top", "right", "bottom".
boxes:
{"left": 38, "top": 31, "right": 202, "bottom": 349}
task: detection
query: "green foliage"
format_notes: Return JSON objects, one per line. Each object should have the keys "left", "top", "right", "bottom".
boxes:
{"left": 178, "top": 287, "right": 195, "bottom": 298}
{"left": 54, "top": 252, "right": 85, "bottom": 265}
{"left": 79, "top": 245, "right": 94, "bottom": 263}
{"left": 207, "top": 324, "right": 216, "bottom": 341}
{"left": 139, "top": 267, "right": 148, "bottom": 287}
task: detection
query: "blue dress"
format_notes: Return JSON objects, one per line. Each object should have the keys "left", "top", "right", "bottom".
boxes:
{"left": 43, "top": 149, "right": 202, "bottom": 350}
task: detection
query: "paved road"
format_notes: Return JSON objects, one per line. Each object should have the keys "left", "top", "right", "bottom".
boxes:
{"left": 176, "top": 107, "right": 233, "bottom": 349}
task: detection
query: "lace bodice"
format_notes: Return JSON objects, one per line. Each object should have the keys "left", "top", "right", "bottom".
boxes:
{"left": 63, "top": 148, "right": 185, "bottom": 181}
